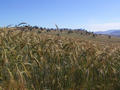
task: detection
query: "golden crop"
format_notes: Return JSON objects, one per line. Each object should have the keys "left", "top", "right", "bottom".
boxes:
{"left": 0, "top": 28, "right": 120, "bottom": 90}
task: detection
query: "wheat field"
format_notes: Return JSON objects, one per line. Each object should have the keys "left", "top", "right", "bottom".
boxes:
{"left": 0, "top": 28, "right": 120, "bottom": 90}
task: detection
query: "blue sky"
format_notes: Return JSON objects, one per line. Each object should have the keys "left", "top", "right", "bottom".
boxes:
{"left": 0, "top": 0, "right": 120, "bottom": 31}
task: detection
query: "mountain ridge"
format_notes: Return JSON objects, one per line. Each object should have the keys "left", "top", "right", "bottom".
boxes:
{"left": 95, "top": 29, "right": 120, "bottom": 37}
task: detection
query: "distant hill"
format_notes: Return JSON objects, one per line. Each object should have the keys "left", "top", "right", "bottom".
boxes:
{"left": 95, "top": 30, "right": 120, "bottom": 37}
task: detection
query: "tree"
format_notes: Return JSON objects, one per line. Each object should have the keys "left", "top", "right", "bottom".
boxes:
{"left": 108, "top": 35, "right": 111, "bottom": 39}
{"left": 68, "top": 30, "right": 73, "bottom": 34}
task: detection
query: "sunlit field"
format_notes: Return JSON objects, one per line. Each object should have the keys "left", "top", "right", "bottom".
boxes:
{"left": 0, "top": 27, "right": 120, "bottom": 90}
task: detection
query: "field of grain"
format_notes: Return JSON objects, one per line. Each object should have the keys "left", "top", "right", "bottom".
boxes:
{"left": 0, "top": 28, "right": 120, "bottom": 90}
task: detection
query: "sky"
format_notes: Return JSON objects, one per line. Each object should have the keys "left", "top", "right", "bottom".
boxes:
{"left": 0, "top": 0, "right": 120, "bottom": 31}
